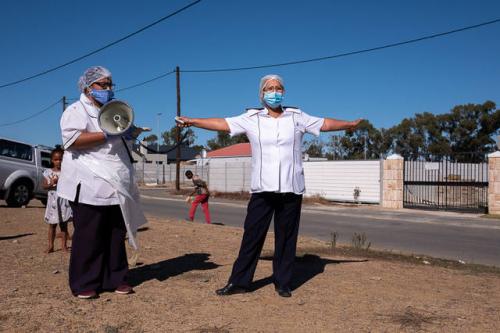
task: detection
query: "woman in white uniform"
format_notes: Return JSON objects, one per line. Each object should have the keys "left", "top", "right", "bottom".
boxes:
{"left": 177, "top": 74, "right": 362, "bottom": 297}
{"left": 58, "top": 66, "right": 146, "bottom": 299}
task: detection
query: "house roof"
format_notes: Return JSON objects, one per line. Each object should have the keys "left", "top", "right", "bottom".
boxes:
{"left": 132, "top": 143, "right": 199, "bottom": 161}
{"left": 207, "top": 143, "right": 251, "bottom": 158}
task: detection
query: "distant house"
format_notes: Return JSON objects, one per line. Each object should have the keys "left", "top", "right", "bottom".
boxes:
{"left": 132, "top": 143, "right": 199, "bottom": 164}
{"left": 189, "top": 143, "right": 252, "bottom": 166}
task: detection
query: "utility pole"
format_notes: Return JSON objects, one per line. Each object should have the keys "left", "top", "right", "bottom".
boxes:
{"left": 156, "top": 112, "right": 162, "bottom": 185}
{"left": 175, "top": 66, "right": 181, "bottom": 191}
{"left": 62, "top": 96, "right": 67, "bottom": 112}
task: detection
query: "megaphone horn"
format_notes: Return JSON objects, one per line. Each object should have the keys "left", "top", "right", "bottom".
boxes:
{"left": 98, "top": 100, "right": 134, "bottom": 135}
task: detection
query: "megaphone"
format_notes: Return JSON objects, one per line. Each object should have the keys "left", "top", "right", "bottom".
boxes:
{"left": 98, "top": 100, "right": 134, "bottom": 135}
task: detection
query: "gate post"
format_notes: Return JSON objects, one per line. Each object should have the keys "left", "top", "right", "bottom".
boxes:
{"left": 488, "top": 151, "right": 500, "bottom": 214}
{"left": 381, "top": 154, "right": 404, "bottom": 209}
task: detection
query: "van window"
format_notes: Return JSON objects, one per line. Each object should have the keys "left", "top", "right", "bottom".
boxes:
{"left": 41, "top": 151, "right": 52, "bottom": 168}
{"left": 0, "top": 139, "right": 33, "bottom": 161}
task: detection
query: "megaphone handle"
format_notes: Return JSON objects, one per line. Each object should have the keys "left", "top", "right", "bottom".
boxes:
{"left": 121, "top": 137, "right": 137, "bottom": 164}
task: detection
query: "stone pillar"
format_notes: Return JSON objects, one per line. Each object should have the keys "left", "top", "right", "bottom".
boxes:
{"left": 488, "top": 151, "right": 500, "bottom": 214}
{"left": 381, "top": 154, "right": 404, "bottom": 209}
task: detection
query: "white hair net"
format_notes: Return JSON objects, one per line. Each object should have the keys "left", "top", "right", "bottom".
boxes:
{"left": 78, "top": 66, "right": 112, "bottom": 92}
{"left": 259, "top": 74, "right": 284, "bottom": 102}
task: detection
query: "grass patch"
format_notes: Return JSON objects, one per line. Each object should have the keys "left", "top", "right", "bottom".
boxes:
{"left": 296, "top": 244, "right": 500, "bottom": 276}
{"left": 480, "top": 214, "right": 500, "bottom": 219}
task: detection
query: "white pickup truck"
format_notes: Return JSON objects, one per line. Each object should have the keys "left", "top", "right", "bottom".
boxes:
{"left": 0, "top": 137, "right": 52, "bottom": 207}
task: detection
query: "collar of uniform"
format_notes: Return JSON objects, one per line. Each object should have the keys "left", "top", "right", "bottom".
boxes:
{"left": 246, "top": 106, "right": 301, "bottom": 117}
{"left": 79, "top": 93, "right": 99, "bottom": 118}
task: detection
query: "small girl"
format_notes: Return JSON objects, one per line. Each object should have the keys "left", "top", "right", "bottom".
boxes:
{"left": 42, "top": 147, "right": 72, "bottom": 253}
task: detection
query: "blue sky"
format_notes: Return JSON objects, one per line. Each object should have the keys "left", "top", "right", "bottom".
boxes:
{"left": 1, "top": 0, "right": 499, "bottom": 148}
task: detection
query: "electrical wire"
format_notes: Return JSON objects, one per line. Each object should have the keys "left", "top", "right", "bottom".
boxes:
{"left": 5, "top": 17, "right": 500, "bottom": 128}
{"left": 0, "top": 0, "right": 202, "bottom": 89}
{"left": 0, "top": 98, "right": 62, "bottom": 127}
{"left": 181, "top": 17, "right": 500, "bottom": 73}
{"left": 116, "top": 70, "right": 176, "bottom": 93}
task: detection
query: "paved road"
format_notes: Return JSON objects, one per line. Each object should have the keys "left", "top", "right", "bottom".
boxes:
{"left": 140, "top": 189, "right": 500, "bottom": 267}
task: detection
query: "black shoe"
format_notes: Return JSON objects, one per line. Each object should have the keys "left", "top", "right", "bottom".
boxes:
{"left": 216, "top": 283, "right": 247, "bottom": 296}
{"left": 275, "top": 286, "right": 292, "bottom": 298}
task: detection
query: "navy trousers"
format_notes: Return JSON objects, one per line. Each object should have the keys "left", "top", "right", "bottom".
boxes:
{"left": 68, "top": 202, "right": 128, "bottom": 295}
{"left": 228, "top": 192, "right": 302, "bottom": 289}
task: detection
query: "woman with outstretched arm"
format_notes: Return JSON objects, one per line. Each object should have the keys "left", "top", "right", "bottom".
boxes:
{"left": 177, "top": 74, "right": 362, "bottom": 298}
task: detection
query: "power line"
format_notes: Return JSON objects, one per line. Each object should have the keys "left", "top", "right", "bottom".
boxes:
{"left": 0, "top": 0, "right": 202, "bottom": 90}
{"left": 0, "top": 98, "right": 61, "bottom": 127}
{"left": 6, "top": 17, "right": 499, "bottom": 128}
{"left": 67, "top": 70, "right": 176, "bottom": 100}
{"left": 181, "top": 17, "right": 500, "bottom": 73}
{"left": 116, "top": 70, "right": 176, "bottom": 93}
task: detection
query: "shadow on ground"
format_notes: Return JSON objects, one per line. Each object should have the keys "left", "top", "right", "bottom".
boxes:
{"left": 128, "top": 252, "right": 220, "bottom": 287}
{"left": 0, "top": 233, "right": 34, "bottom": 241}
{"left": 250, "top": 254, "right": 367, "bottom": 292}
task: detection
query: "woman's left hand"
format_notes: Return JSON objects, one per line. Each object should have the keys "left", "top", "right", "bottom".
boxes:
{"left": 349, "top": 118, "right": 363, "bottom": 130}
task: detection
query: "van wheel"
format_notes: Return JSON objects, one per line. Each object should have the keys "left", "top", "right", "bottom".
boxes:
{"left": 6, "top": 181, "right": 32, "bottom": 207}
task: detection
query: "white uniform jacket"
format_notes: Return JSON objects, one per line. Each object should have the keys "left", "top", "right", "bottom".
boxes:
{"left": 58, "top": 93, "right": 146, "bottom": 249}
{"left": 225, "top": 107, "right": 324, "bottom": 194}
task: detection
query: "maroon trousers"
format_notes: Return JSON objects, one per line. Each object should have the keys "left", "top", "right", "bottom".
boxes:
{"left": 188, "top": 194, "right": 211, "bottom": 223}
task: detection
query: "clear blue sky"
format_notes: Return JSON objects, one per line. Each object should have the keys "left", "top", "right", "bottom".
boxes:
{"left": 1, "top": 0, "right": 499, "bottom": 148}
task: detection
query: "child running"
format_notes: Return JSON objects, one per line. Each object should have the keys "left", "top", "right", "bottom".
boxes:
{"left": 185, "top": 170, "right": 211, "bottom": 224}
{"left": 42, "top": 147, "right": 72, "bottom": 253}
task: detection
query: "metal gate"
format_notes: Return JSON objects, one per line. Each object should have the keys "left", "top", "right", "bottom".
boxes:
{"left": 403, "top": 155, "right": 488, "bottom": 213}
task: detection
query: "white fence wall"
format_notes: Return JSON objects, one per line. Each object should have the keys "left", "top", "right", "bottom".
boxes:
{"left": 134, "top": 161, "right": 208, "bottom": 186}
{"left": 208, "top": 161, "right": 252, "bottom": 192}
{"left": 207, "top": 160, "right": 381, "bottom": 203}
{"left": 135, "top": 159, "right": 382, "bottom": 203}
{"left": 304, "top": 160, "right": 381, "bottom": 203}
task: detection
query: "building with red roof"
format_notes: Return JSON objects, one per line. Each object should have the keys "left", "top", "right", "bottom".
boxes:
{"left": 206, "top": 143, "right": 251, "bottom": 158}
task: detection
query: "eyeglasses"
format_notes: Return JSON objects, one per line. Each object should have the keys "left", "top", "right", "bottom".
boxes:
{"left": 263, "top": 86, "right": 284, "bottom": 93}
{"left": 92, "top": 81, "right": 115, "bottom": 89}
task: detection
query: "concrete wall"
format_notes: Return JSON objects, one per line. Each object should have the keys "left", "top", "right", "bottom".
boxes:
{"left": 488, "top": 151, "right": 500, "bottom": 214}
{"left": 381, "top": 154, "right": 404, "bottom": 209}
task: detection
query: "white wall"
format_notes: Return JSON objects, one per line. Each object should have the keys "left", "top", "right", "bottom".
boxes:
{"left": 208, "top": 160, "right": 252, "bottom": 192}
{"left": 206, "top": 159, "right": 381, "bottom": 203}
{"left": 304, "top": 160, "right": 381, "bottom": 203}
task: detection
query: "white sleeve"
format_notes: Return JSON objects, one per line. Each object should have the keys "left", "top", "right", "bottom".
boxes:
{"left": 224, "top": 113, "right": 248, "bottom": 137}
{"left": 60, "top": 105, "right": 87, "bottom": 149}
{"left": 300, "top": 111, "right": 324, "bottom": 137}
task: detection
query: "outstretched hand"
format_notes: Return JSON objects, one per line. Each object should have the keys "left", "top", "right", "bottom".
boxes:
{"left": 349, "top": 118, "right": 364, "bottom": 130}
{"left": 175, "top": 116, "right": 192, "bottom": 128}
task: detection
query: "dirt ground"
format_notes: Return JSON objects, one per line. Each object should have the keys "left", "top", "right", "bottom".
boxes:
{"left": 1, "top": 201, "right": 500, "bottom": 333}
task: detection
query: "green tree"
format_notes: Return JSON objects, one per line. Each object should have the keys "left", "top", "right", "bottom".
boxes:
{"left": 142, "top": 134, "right": 158, "bottom": 145}
{"left": 328, "top": 120, "right": 386, "bottom": 159}
{"left": 161, "top": 126, "right": 196, "bottom": 146}
{"left": 304, "top": 139, "right": 325, "bottom": 157}
{"left": 441, "top": 101, "right": 500, "bottom": 160}
{"left": 206, "top": 131, "right": 248, "bottom": 150}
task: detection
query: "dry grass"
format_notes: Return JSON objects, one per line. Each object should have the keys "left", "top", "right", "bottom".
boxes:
{"left": 2, "top": 201, "right": 500, "bottom": 332}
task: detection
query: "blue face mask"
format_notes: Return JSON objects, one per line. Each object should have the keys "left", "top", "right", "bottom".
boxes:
{"left": 263, "top": 91, "right": 283, "bottom": 108}
{"left": 90, "top": 89, "right": 114, "bottom": 105}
